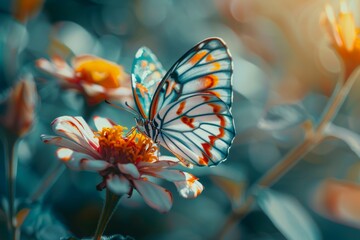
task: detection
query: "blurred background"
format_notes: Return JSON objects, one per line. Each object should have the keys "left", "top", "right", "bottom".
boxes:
{"left": 1, "top": 0, "right": 360, "bottom": 239}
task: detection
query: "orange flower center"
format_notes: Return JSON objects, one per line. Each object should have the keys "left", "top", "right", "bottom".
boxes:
{"left": 75, "top": 59, "right": 124, "bottom": 88}
{"left": 95, "top": 126, "right": 158, "bottom": 164}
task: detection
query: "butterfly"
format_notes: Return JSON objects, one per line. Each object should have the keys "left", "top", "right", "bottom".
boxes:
{"left": 129, "top": 38, "right": 235, "bottom": 167}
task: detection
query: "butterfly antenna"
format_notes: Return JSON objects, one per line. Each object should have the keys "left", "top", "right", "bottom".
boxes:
{"left": 125, "top": 102, "right": 139, "bottom": 115}
{"left": 105, "top": 100, "right": 139, "bottom": 117}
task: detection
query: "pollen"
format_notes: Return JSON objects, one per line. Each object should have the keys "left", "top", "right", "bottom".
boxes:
{"left": 95, "top": 126, "right": 158, "bottom": 164}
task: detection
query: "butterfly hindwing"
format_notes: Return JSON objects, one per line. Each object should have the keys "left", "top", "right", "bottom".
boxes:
{"left": 131, "top": 47, "right": 166, "bottom": 118}
{"left": 154, "top": 94, "right": 235, "bottom": 166}
{"left": 149, "top": 38, "right": 233, "bottom": 119}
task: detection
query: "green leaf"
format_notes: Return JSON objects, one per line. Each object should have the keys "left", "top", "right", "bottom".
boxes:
{"left": 256, "top": 189, "right": 321, "bottom": 240}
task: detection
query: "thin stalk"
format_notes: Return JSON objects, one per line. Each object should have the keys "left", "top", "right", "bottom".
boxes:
{"left": 93, "top": 190, "right": 122, "bottom": 240}
{"left": 2, "top": 132, "right": 19, "bottom": 240}
{"left": 13, "top": 161, "right": 65, "bottom": 239}
{"left": 29, "top": 161, "right": 65, "bottom": 203}
{"left": 216, "top": 68, "right": 360, "bottom": 239}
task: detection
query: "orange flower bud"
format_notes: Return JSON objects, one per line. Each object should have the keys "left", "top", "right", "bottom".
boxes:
{"left": 1, "top": 78, "right": 37, "bottom": 137}
{"left": 323, "top": 1, "right": 360, "bottom": 77}
{"left": 314, "top": 179, "right": 360, "bottom": 228}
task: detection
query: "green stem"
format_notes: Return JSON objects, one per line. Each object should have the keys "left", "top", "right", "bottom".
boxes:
{"left": 2, "top": 131, "right": 19, "bottom": 240}
{"left": 93, "top": 190, "right": 122, "bottom": 240}
{"left": 29, "top": 161, "right": 65, "bottom": 204}
{"left": 216, "top": 67, "right": 360, "bottom": 239}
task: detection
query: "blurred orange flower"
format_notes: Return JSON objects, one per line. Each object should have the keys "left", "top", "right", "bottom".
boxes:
{"left": 0, "top": 78, "right": 37, "bottom": 137}
{"left": 215, "top": 0, "right": 337, "bottom": 102}
{"left": 41, "top": 116, "right": 203, "bottom": 213}
{"left": 12, "top": 0, "right": 44, "bottom": 23}
{"left": 36, "top": 55, "right": 133, "bottom": 105}
{"left": 323, "top": 0, "right": 360, "bottom": 78}
{"left": 314, "top": 178, "right": 360, "bottom": 228}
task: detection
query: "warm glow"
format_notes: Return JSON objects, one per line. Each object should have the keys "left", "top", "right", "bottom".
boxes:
{"left": 325, "top": 0, "right": 360, "bottom": 52}
{"left": 338, "top": 11, "right": 356, "bottom": 51}
{"left": 340, "top": 0, "right": 350, "bottom": 13}
{"left": 75, "top": 58, "right": 124, "bottom": 88}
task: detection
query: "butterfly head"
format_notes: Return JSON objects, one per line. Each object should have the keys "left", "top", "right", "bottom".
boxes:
{"left": 135, "top": 117, "right": 147, "bottom": 135}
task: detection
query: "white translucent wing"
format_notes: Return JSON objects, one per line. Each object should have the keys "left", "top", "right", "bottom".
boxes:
{"left": 154, "top": 94, "right": 235, "bottom": 166}
{"left": 149, "top": 38, "right": 233, "bottom": 119}
{"left": 131, "top": 47, "right": 166, "bottom": 118}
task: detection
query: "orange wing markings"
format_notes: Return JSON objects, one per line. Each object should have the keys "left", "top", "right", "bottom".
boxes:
{"left": 206, "top": 91, "right": 221, "bottom": 98}
{"left": 202, "top": 74, "right": 219, "bottom": 89}
{"left": 136, "top": 83, "right": 149, "bottom": 97}
{"left": 208, "top": 103, "right": 222, "bottom": 113}
{"left": 198, "top": 102, "right": 227, "bottom": 165}
{"left": 165, "top": 80, "right": 177, "bottom": 97}
{"left": 209, "top": 127, "right": 225, "bottom": 146}
{"left": 134, "top": 86, "right": 147, "bottom": 117}
{"left": 206, "top": 54, "right": 214, "bottom": 62}
{"left": 205, "top": 53, "right": 221, "bottom": 71}
{"left": 176, "top": 101, "right": 186, "bottom": 115}
{"left": 198, "top": 155, "right": 209, "bottom": 165}
{"left": 189, "top": 51, "right": 207, "bottom": 65}
{"left": 181, "top": 116, "right": 195, "bottom": 128}
{"left": 149, "top": 63, "right": 156, "bottom": 71}
{"left": 202, "top": 95, "right": 211, "bottom": 102}
{"left": 201, "top": 142, "right": 212, "bottom": 165}
{"left": 212, "top": 62, "right": 221, "bottom": 71}
{"left": 141, "top": 60, "right": 148, "bottom": 68}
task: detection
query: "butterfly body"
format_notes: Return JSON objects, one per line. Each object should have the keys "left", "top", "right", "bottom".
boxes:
{"left": 135, "top": 117, "right": 160, "bottom": 142}
{"left": 131, "top": 38, "right": 235, "bottom": 167}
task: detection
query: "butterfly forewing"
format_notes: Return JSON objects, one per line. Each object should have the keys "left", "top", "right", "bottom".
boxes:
{"left": 131, "top": 38, "right": 235, "bottom": 167}
{"left": 131, "top": 47, "right": 166, "bottom": 118}
{"left": 154, "top": 94, "right": 235, "bottom": 166}
{"left": 149, "top": 38, "right": 233, "bottom": 119}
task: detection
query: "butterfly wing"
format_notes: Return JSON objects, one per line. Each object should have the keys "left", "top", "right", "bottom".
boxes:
{"left": 153, "top": 94, "right": 235, "bottom": 166}
{"left": 149, "top": 38, "right": 233, "bottom": 119}
{"left": 131, "top": 47, "right": 166, "bottom": 118}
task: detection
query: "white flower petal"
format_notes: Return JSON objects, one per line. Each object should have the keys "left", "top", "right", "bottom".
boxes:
{"left": 117, "top": 163, "right": 140, "bottom": 179}
{"left": 159, "top": 155, "right": 180, "bottom": 162}
{"left": 80, "top": 159, "right": 110, "bottom": 171}
{"left": 107, "top": 174, "right": 131, "bottom": 195}
{"left": 36, "top": 57, "right": 75, "bottom": 80}
{"left": 174, "top": 172, "right": 204, "bottom": 198}
{"left": 93, "top": 116, "right": 116, "bottom": 131}
{"left": 41, "top": 134, "right": 98, "bottom": 157}
{"left": 82, "top": 83, "right": 105, "bottom": 96}
{"left": 56, "top": 148, "right": 74, "bottom": 161}
{"left": 133, "top": 179, "right": 172, "bottom": 213}
{"left": 55, "top": 149, "right": 108, "bottom": 172}
{"left": 51, "top": 116, "right": 100, "bottom": 158}
{"left": 137, "top": 160, "right": 178, "bottom": 170}
{"left": 36, "top": 58, "right": 55, "bottom": 73}
{"left": 325, "top": 4, "right": 343, "bottom": 47}
{"left": 107, "top": 87, "right": 132, "bottom": 97}
{"left": 143, "top": 169, "right": 186, "bottom": 182}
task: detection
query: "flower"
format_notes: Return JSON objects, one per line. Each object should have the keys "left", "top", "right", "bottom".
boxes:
{"left": 40, "top": 116, "right": 203, "bottom": 213}
{"left": 323, "top": 0, "right": 360, "bottom": 76}
{"left": 12, "top": 0, "right": 44, "bottom": 23}
{"left": 36, "top": 55, "right": 133, "bottom": 105}
{"left": 314, "top": 179, "right": 360, "bottom": 227}
{"left": 0, "top": 78, "right": 37, "bottom": 137}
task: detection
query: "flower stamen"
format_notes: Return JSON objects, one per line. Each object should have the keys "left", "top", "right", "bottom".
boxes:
{"left": 95, "top": 126, "right": 158, "bottom": 164}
